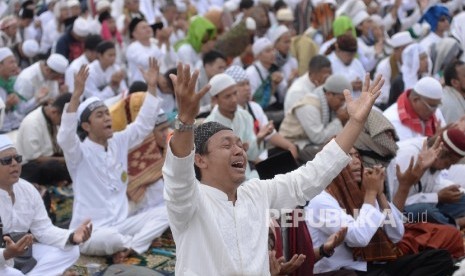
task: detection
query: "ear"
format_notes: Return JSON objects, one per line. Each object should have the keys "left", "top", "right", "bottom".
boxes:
{"left": 451, "top": 78, "right": 460, "bottom": 89}
{"left": 81, "top": 122, "right": 91, "bottom": 133}
{"left": 194, "top": 153, "right": 208, "bottom": 169}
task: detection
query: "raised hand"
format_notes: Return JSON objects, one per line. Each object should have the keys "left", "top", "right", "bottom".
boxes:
{"left": 269, "top": 250, "right": 282, "bottom": 276}
{"left": 345, "top": 74, "right": 384, "bottom": 125}
{"left": 278, "top": 254, "right": 306, "bottom": 274}
{"left": 140, "top": 57, "right": 159, "bottom": 91}
{"left": 3, "top": 233, "right": 34, "bottom": 260}
{"left": 73, "top": 65, "right": 89, "bottom": 97}
{"left": 169, "top": 63, "right": 210, "bottom": 124}
{"left": 72, "top": 219, "right": 93, "bottom": 244}
{"left": 362, "top": 166, "right": 385, "bottom": 196}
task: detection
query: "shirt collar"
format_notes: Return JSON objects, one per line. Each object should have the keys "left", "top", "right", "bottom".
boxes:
{"left": 200, "top": 184, "right": 230, "bottom": 201}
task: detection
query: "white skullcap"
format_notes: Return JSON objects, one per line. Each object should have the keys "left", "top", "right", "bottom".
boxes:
{"left": 252, "top": 37, "right": 273, "bottom": 57}
{"left": 352, "top": 10, "right": 370, "bottom": 27}
{"left": 336, "top": 0, "right": 366, "bottom": 18}
{"left": 225, "top": 65, "right": 248, "bottom": 83}
{"left": 276, "top": 8, "right": 294, "bottom": 22}
{"left": 209, "top": 73, "right": 237, "bottom": 97}
{"left": 21, "top": 40, "right": 39, "bottom": 58}
{"left": 96, "top": 0, "right": 111, "bottom": 12}
{"left": 73, "top": 17, "right": 89, "bottom": 37}
{"left": 370, "top": 14, "right": 383, "bottom": 27}
{"left": 414, "top": 77, "right": 443, "bottom": 100}
{"left": 268, "top": 25, "right": 289, "bottom": 44}
{"left": 245, "top": 17, "right": 256, "bottom": 30}
{"left": 0, "top": 134, "right": 14, "bottom": 152}
{"left": 45, "top": 0, "right": 56, "bottom": 5}
{"left": 46, "top": 54, "right": 69, "bottom": 74}
{"left": 175, "top": 1, "right": 187, "bottom": 12}
{"left": 224, "top": 1, "right": 238, "bottom": 12}
{"left": 388, "top": 31, "right": 413, "bottom": 48}
{"left": 67, "top": 0, "right": 80, "bottom": 7}
{"left": 0, "top": 47, "right": 14, "bottom": 62}
{"left": 77, "top": 97, "right": 105, "bottom": 122}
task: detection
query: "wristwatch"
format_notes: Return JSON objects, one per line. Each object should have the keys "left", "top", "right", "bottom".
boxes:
{"left": 319, "top": 244, "right": 334, "bottom": 258}
{"left": 174, "top": 115, "right": 196, "bottom": 132}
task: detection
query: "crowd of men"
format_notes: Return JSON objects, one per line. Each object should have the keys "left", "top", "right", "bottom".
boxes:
{"left": 1, "top": 0, "right": 465, "bottom": 275}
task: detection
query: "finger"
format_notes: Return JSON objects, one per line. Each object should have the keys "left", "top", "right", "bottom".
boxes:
{"left": 3, "top": 236, "right": 13, "bottom": 246}
{"left": 432, "top": 136, "right": 441, "bottom": 150}
{"left": 363, "top": 72, "right": 370, "bottom": 93}
{"left": 175, "top": 63, "right": 183, "bottom": 86}
{"left": 408, "top": 156, "right": 415, "bottom": 171}
{"left": 188, "top": 69, "right": 200, "bottom": 93}
{"left": 182, "top": 64, "right": 191, "bottom": 87}
{"left": 196, "top": 84, "right": 211, "bottom": 101}
{"left": 169, "top": 74, "right": 179, "bottom": 94}
{"left": 343, "top": 89, "right": 353, "bottom": 105}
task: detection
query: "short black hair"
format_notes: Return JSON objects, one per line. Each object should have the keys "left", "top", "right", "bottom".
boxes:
{"left": 164, "top": 67, "right": 178, "bottom": 93}
{"left": 444, "top": 60, "right": 465, "bottom": 86}
{"left": 202, "top": 50, "right": 226, "bottom": 66}
{"left": 239, "top": 0, "right": 254, "bottom": 11}
{"left": 273, "top": 0, "right": 287, "bottom": 12}
{"left": 308, "top": 55, "right": 331, "bottom": 74}
{"left": 52, "top": 93, "right": 72, "bottom": 113}
{"left": 85, "top": 35, "right": 103, "bottom": 51}
{"left": 129, "top": 81, "right": 148, "bottom": 94}
{"left": 96, "top": 41, "right": 115, "bottom": 54}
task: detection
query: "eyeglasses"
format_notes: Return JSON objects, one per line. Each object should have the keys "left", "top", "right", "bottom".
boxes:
{"left": 0, "top": 155, "right": 22, "bottom": 166}
{"left": 420, "top": 97, "right": 441, "bottom": 112}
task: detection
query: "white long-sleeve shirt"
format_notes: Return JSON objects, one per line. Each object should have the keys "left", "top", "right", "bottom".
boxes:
{"left": 14, "top": 62, "right": 59, "bottom": 115}
{"left": 306, "top": 190, "right": 405, "bottom": 273}
{"left": 57, "top": 93, "right": 161, "bottom": 229}
{"left": 163, "top": 139, "right": 350, "bottom": 275}
{"left": 0, "top": 179, "right": 73, "bottom": 267}
{"left": 84, "top": 60, "right": 128, "bottom": 101}
{"left": 387, "top": 137, "right": 454, "bottom": 205}
{"left": 328, "top": 53, "right": 365, "bottom": 99}
{"left": 284, "top": 73, "right": 316, "bottom": 114}
{"left": 65, "top": 54, "right": 90, "bottom": 93}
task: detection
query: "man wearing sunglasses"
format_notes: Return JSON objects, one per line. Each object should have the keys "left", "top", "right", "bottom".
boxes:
{"left": 13, "top": 53, "right": 69, "bottom": 116}
{"left": 384, "top": 76, "right": 446, "bottom": 141}
{"left": 0, "top": 135, "right": 92, "bottom": 275}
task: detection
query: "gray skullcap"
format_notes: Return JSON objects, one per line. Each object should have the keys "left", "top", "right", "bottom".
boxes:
{"left": 225, "top": 65, "right": 248, "bottom": 83}
{"left": 323, "top": 74, "right": 352, "bottom": 94}
{"left": 194, "top": 122, "right": 232, "bottom": 154}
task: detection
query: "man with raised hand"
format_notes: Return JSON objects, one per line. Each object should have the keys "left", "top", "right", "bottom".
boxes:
{"left": 163, "top": 63, "right": 384, "bottom": 275}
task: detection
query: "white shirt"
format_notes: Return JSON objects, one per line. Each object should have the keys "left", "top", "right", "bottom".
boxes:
{"left": 357, "top": 37, "right": 378, "bottom": 72}
{"left": 328, "top": 53, "right": 365, "bottom": 98}
{"left": 126, "top": 41, "right": 174, "bottom": 84}
{"left": 383, "top": 103, "right": 446, "bottom": 141}
{"left": 16, "top": 107, "right": 54, "bottom": 163}
{"left": 0, "top": 86, "right": 22, "bottom": 132}
{"left": 65, "top": 54, "right": 90, "bottom": 93}
{"left": 387, "top": 137, "right": 454, "bottom": 205}
{"left": 84, "top": 60, "right": 128, "bottom": 101}
{"left": 306, "top": 191, "right": 405, "bottom": 273}
{"left": 246, "top": 61, "right": 287, "bottom": 104}
{"left": 176, "top": 43, "right": 199, "bottom": 70}
{"left": 163, "top": 139, "right": 350, "bottom": 275}
{"left": 284, "top": 73, "right": 316, "bottom": 114}
{"left": 57, "top": 93, "right": 161, "bottom": 229}
{"left": 40, "top": 19, "right": 62, "bottom": 54}
{"left": 420, "top": 32, "right": 442, "bottom": 55}
{"left": 374, "top": 57, "right": 395, "bottom": 105}
{"left": 0, "top": 179, "right": 73, "bottom": 267}
{"left": 14, "top": 62, "right": 59, "bottom": 115}
{"left": 440, "top": 86, "right": 465, "bottom": 124}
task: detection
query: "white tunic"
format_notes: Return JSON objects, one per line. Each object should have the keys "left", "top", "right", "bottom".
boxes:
{"left": 163, "top": 139, "right": 350, "bottom": 275}
{"left": 0, "top": 179, "right": 73, "bottom": 267}
{"left": 374, "top": 57, "right": 395, "bottom": 105}
{"left": 245, "top": 61, "right": 287, "bottom": 104}
{"left": 420, "top": 32, "right": 442, "bottom": 55}
{"left": 65, "top": 54, "right": 90, "bottom": 93}
{"left": 383, "top": 102, "right": 446, "bottom": 141}
{"left": 440, "top": 86, "right": 465, "bottom": 124}
{"left": 328, "top": 53, "right": 365, "bottom": 99}
{"left": 14, "top": 62, "right": 59, "bottom": 115}
{"left": 284, "top": 73, "right": 316, "bottom": 114}
{"left": 16, "top": 107, "right": 54, "bottom": 163}
{"left": 307, "top": 191, "right": 404, "bottom": 273}
{"left": 0, "top": 87, "right": 22, "bottom": 132}
{"left": 57, "top": 93, "right": 161, "bottom": 229}
{"left": 84, "top": 60, "right": 128, "bottom": 101}
{"left": 387, "top": 137, "right": 454, "bottom": 205}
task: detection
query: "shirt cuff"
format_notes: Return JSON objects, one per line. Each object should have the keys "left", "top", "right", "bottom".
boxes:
{"left": 164, "top": 143, "right": 196, "bottom": 177}
{"left": 0, "top": 248, "right": 14, "bottom": 268}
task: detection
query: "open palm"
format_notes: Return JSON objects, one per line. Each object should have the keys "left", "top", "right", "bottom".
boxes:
{"left": 345, "top": 74, "right": 384, "bottom": 124}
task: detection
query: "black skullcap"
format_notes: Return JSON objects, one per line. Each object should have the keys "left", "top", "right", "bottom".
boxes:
{"left": 96, "top": 40, "right": 115, "bottom": 54}
{"left": 194, "top": 122, "right": 232, "bottom": 154}
{"left": 98, "top": 10, "right": 112, "bottom": 23}
{"left": 128, "top": 16, "right": 145, "bottom": 39}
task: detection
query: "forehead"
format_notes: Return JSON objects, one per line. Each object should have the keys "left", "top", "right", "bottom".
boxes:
{"left": 0, "top": 147, "right": 17, "bottom": 157}
{"left": 208, "top": 130, "right": 239, "bottom": 144}
{"left": 218, "top": 85, "right": 237, "bottom": 97}
{"left": 90, "top": 105, "right": 109, "bottom": 115}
